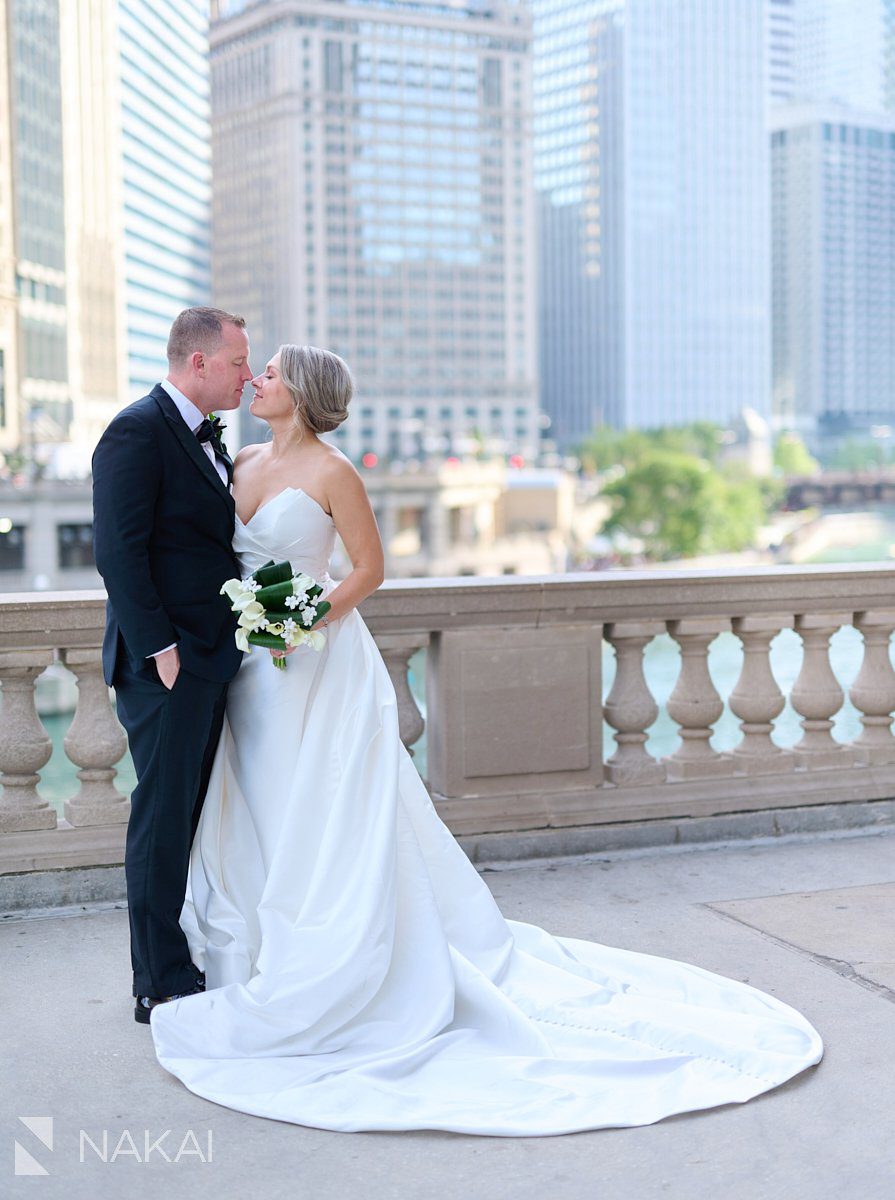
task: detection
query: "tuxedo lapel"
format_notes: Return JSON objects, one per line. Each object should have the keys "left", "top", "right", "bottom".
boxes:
{"left": 151, "top": 386, "right": 235, "bottom": 518}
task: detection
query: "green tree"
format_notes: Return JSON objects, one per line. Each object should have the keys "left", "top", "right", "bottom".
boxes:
{"left": 773, "top": 433, "right": 819, "bottom": 476}
{"left": 826, "top": 437, "right": 892, "bottom": 471}
{"left": 577, "top": 421, "right": 725, "bottom": 476}
{"left": 601, "top": 450, "right": 766, "bottom": 561}
{"left": 648, "top": 421, "right": 725, "bottom": 466}
{"left": 577, "top": 426, "right": 648, "bottom": 474}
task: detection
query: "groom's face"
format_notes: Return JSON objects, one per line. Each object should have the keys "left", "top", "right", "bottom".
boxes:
{"left": 202, "top": 323, "right": 252, "bottom": 411}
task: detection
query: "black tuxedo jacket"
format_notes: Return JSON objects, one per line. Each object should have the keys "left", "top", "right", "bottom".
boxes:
{"left": 92, "top": 384, "right": 243, "bottom": 686}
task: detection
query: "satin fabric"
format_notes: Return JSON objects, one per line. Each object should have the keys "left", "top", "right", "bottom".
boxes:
{"left": 149, "top": 488, "right": 822, "bottom": 1135}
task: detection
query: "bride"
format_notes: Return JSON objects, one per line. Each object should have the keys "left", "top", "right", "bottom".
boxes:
{"left": 149, "top": 344, "right": 823, "bottom": 1136}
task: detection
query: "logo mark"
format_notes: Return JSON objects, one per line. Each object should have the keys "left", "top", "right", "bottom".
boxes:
{"left": 14, "top": 1117, "right": 53, "bottom": 1176}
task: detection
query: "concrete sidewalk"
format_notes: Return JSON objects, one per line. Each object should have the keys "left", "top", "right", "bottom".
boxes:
{"left": 3, "top": 828, "right": 894, "bottom": 1200}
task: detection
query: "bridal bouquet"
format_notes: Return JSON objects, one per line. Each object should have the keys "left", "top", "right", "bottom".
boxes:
{"left": 221, "top": 559, "right": 332, "bottom": 671}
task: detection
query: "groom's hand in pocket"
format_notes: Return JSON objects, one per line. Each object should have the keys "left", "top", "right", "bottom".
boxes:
{"left": 154, "top": 646, "right": 181, "bottom": 690}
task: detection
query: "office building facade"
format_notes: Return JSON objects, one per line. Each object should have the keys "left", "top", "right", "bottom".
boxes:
{"left": 789, "top": 0, "right": 894, "bottom": 114}
{"left": 535, "top": 0, "right": 770, "bottom": 446}
{"left": 210, "top": 0, "right": 539, "bottom": 462}
{"left": 0, "top": 0, "right": 213, "bottom": 458}
{"left": 117, "top": 0, "right": 213, "bottom": 401}
{"left": 768, "top": 0, "right": 797, "bottom": 107}
{"left": 771, "top": 107, "right": 895, "bottom": 440}
{"left": 4, "top": 0, "right": 70, "bottom": 450}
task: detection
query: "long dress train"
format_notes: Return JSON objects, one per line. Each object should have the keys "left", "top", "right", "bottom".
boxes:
{"left": 149, "top": 488, "right": 822, "bottom": 1135}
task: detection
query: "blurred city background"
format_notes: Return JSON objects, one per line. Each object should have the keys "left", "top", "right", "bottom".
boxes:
{"left": 0, "top": 0, "right": 893, "bottom": 801}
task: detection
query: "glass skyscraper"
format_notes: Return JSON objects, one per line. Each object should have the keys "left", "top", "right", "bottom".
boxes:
{"left": 534, "top": 0, "right": 770, "bottom": 446}
{"left": 117, "top": 0, "right": 212, "bottom": 400}
{"left": 772, "top": 108, "right": 895, "bottom": 440}
{"left": 768, "top": 3, "right": 895, "bottom": 441}
{"left": 210, "top": 0, "right": 539, "bottom": 462}
{"left": 789, "top": 0, "right": 895, "bottom": 114}
{"left": 768, "top": 0, "right": 797, "bottom": 107}
{"left": 0, "top": 0, "right": 212, "bottom": 461}
{"left": 7, "top": 0, "right": 70, "bottom": 443}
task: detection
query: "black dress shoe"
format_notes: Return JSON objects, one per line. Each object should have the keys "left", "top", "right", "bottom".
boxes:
{"left": 133, "top": 970, "right": 205, "bottom": 1001}
{"left": 134, "top": 983, "right": 204, "bottom": 1025}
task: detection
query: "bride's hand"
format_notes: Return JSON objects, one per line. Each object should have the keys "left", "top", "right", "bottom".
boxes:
{"left": 269, "top": 647, "right": 297, "bottom": 661}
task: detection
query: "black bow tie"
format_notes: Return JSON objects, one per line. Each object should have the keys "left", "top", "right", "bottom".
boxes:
{"left": 195, "top": 417, "right": 225, "bottom": 448}
{"left": 195, "top": 418, "right": 233, "bottom": 484}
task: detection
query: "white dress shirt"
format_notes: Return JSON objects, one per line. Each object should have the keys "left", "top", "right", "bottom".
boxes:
{"left": 150, "top": 380, "right": 231, "bottom": 659}
{"left": 159, "top": 378, "right": 229, "bottom": 487}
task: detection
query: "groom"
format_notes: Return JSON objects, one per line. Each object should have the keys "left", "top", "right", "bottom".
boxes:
{"left": 92, "top": 307, "right": 252, "bottom": 1024}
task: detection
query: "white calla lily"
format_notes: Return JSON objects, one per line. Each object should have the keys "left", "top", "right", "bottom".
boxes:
{"left": 221, "top": 578, "right": 243, "bottom": 601}
{"left": 224, "top": 568, "right": 324, "bottom": 668}
{"left": 221, "top": 578, "right": 259, "bottom": 609}
{"left": 236, "top": 600, "right": 266, "bottom": 630}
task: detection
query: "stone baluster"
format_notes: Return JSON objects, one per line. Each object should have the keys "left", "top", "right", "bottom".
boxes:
{"left": 790, "top": 613, "right": 852, "bottom": 767}
{"left": 61, "top": 649, "right": 130, "bottom": 826}
{"left": 0, "top": 650, "right": 56, "bottom": 832}
{"left": 665, "top": 619, "right": 734, "bottom": 780}
{"left": 729, "top": 616, "right": 794, "bottom": 773}
{"left": 604, "top": 622, "right": 665, "bottom": 784}
{"left": 849, "top": 611, "right": 895, "bottom": 765}
{"left": 375, "top": 633, "right": 430, "bottom": 754}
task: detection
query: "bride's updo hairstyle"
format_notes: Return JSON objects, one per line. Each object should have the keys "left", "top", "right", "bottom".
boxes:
{"left": 278, "top": 344, "right": 353, "bottom": 437}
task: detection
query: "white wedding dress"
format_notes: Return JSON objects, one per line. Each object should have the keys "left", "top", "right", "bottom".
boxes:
{"left": 149, "top": 488, "right": 822, "bottom": 1135}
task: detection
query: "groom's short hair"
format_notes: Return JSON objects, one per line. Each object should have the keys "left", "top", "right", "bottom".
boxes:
{"left": 167, "top": 306, "right": 246, "bottom": 367}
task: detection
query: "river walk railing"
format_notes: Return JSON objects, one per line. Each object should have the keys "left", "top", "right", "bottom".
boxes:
{"left": 3, "top": 564, "right": 895, "bottom": 875}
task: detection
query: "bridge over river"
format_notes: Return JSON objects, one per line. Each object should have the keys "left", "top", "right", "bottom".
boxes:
{"left": 786, "top": 470, "right": 895, "bottom": 509}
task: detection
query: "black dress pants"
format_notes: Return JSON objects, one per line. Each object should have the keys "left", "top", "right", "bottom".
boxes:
{"left": 113, "top": 657, "right": 228, "bottom": 998}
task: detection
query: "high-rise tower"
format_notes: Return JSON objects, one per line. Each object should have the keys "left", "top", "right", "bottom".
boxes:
{"left": 0, "top": 0, "right": 213, "bottom": 457}
{"left": 772, "top": 107, "right": 895, "bottom": 440}
{"left": 535, "top": 1, "right": 770, "bottom": 446}
{"left": 210, "top": 0, "right": 539, "bottom": 462}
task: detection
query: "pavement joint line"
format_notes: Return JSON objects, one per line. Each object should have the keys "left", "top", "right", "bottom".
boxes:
{"left": 475, "top": 822, "right": 895, "bottom": 872}
{"left": 3, "top": 825, "right": 895, "bottom": 919}
{"left": 705, "top": 904, "right": 895, "bottom": 1005}
{"left": 0, "top": 899, "right": 128, "bottom": 924}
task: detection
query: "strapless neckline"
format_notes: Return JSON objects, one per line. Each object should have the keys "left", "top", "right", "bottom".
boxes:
{"left": 236, "top": 487, "right": 333, "bottom": 527}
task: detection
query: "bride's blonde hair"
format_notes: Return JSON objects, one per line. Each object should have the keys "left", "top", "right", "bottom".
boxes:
{"left": 278, "top": 344, "right": 353, "bottom": 437}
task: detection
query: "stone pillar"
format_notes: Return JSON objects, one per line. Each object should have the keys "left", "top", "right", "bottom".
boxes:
{"left": 375, "top": 632, "right": 430, "bottom": 755}
{"left": 729, "top": 616, "right": 793, "bottom": 773}
{"left": 604, "top": 622, "right": 665, "bottom": 784}
{"left": 425, "top": 624, "right": 603, "bottom": 828}
{"left": 0, "top": 650, "right": 56, "bottom": 832}
{"left": 61, "top": 648, "right": 130, "bottom": 826}
{"left": 791, "top": 613, "right": 852, "bottom": 767}
{"left": 850, "top": 611, "right": 895, "bottom": 765}
{"left": 665, "top": 619, "right": 734, "bottom": 780}
{"left": 426, "top": 496, "right": 450, "bottom": 568}
{"left": 379, "top": 499, "right": 398, "bottom": 561}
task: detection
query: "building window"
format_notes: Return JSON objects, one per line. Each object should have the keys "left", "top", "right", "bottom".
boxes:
{"left": 324, "top": 40, "right": 343, "bottom": 92}
{"left": 481, "top": 58, "right": 501, "bottom": 108}
{"left": 58, "top": 523, "right": 95, "bottom": 569}
{"left": 0, "top": 522, "right": 25, "bottom": 571}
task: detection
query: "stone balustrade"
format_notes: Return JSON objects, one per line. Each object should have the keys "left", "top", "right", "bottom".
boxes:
{"left": 3, "top": 562, "right": 895, "bottom": 876}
